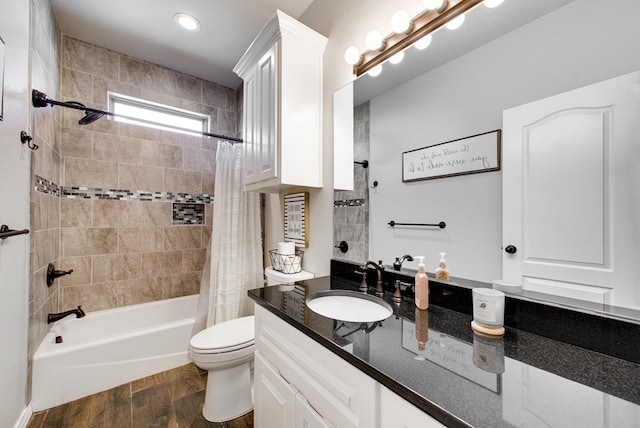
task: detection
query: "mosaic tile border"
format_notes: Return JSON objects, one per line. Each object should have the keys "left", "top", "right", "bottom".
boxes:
{"left": 35, "top": 175, "right": 60, "bottom": 197}
{"left": 334, "top": 198, "right": 365, "bottom": 208}
{"left": 35, "top": 175, "right": 214, "bottom": 204}
{"left": 173, "top": 203, "right": 204, "bottom": 225}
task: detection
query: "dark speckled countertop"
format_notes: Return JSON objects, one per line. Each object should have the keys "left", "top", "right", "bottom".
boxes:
{"left": 249, "top": 262, "right": 640, "bottom": 428}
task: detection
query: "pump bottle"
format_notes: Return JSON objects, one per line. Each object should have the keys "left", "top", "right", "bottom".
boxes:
{"left": 414, "top": 256, "right": 429, "bottom": 310}
{"left": 435, "top": 252, "right": 450, "bottom": 281}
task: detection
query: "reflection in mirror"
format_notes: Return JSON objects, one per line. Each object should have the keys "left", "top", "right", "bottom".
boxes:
{"left": 333, "top": 0, "right": 640, "bottom": 320}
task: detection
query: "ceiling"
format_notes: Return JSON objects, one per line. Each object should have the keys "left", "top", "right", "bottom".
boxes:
{"left": 50, "top": 0, "right": 315, "bottom": 89}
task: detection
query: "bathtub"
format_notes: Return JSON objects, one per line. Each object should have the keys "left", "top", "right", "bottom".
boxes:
{"left": 32, "top": 295, "right": 198, "bottom": 411}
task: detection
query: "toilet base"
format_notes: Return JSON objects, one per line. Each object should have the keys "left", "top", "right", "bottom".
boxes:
{"left": 202, "top": 362, "right": 253, "bottom": 422}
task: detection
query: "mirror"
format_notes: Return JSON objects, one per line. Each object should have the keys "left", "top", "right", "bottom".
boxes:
{"left": 333, "top": 0, "right": 640, "bottom": 320}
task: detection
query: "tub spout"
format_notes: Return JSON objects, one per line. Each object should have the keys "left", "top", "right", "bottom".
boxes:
{"left": 48, "top": 306, "right": 85, "bottom": 324}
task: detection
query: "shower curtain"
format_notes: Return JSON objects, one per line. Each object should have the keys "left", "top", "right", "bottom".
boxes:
{"left": 192, "top": 141, "right": 263, "bottom": 334}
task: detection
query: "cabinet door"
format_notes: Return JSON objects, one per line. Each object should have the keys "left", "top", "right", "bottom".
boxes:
{"left": 380, "top": 386, "right": 446, "bottom": 428}
{"left": 242, "top": 64, "right": 259, "bottom": 184}
{"left": 254, "top": 351, "right": 296, "bottom": 428}
{"left": 295, "top": 394, "right": 337, "bottom": 428}
{"left": 254, "top": 43, "right": 278, "bottom": 184}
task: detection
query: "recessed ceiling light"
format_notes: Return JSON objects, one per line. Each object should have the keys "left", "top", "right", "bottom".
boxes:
{"left": 174, "top": 13, "right": 200, "bottom": 32}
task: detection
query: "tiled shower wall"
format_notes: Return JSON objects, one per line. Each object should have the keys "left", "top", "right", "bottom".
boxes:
{"left": 28, "top": 23, "right": 241, "bottom": 388}
{"left": 55, "top": 35, "right": 239, "bottom": 311}
{"left": 29, "top": 0, "right": 61, "bottom": 400}
{"left": 333, "top": 101, "right": 370, "bottom": 263}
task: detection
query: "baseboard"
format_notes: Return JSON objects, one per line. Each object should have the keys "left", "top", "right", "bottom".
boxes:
{"left": 14, "top": 404, "right": 32, "bottom": 428}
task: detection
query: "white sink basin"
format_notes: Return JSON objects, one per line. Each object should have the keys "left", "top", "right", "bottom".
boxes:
{"left": 306, "top": 290, "right": 393, "bottom": 322}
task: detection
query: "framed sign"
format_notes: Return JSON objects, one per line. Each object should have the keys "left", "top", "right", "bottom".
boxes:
{"left": 284, "top": 192, "right": 308, "bottom": 247}
{"left": 402, "top": 130, "right": 501, "bottom": 182}
{"left": 0, "top": 36, "right": 5, "bottom": 121}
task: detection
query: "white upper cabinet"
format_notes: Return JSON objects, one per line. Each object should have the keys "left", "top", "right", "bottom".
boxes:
{"left": 234, "top": 10, "right": 327, "bottom": 193}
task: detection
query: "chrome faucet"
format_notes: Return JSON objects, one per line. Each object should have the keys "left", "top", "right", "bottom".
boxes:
{"left": 48, "top": 305, "right": 85, "bottom": 324}
{"left": 392, "top": 254, "right": 414, "bottom": 271}
{"left": 358, "top": 260, "right": 385, "bottom": 297}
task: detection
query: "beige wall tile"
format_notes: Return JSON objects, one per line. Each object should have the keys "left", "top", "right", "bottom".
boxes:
{"left": 32, "top": 191, "right": 60, "bottom": 231}
{"left": 94, "top": 200, "right": 171, "bottom": 227}
{"left": 162, "top": 272, "right": 200, "bottom": 299}
{"left": 203, "top": 82, "right": 236, "bottom": 111}
{"left": 92, "top": 253, "right": 142, "bottom": 282}
{"left": 164, "top": 226, "right": 202, "bottom": 251}
{"left": 61, "top": 127, "right": 93, "bottom": 159}
{"left": 61, "top": 67, "right": 93, "bottom": 102}
{"left": 118, "top": 121, "right": 164, "bottom": 142}
{"left": 61, "top": 198, "right": 92, "bottom": 227}
{"left": 117, "top": 277, "right": 163, "bottom": 307}
{"left": 141, "top": 140, "right": 183, "bottom": 169}
{"left": 59, "top": 256, "right": 92, "bottom": 286}
{"left": 33, "top": 136, "right": 60, "bottom": 184}
{"left": 217, "top": 109, "right": 237, "bottom": 135}
{"left": 183, "top": 147, "right": 204, "bottom": 171}
{"left": 62, "top": 282, "right": 118, "bottom": 312}
{"left": 64, "top": 158, "right": 118, "bottom": 188}
{"left": 142, "top": 251, "right": 183, "bottom": 277}
{"left": 93, "top": 133, "right": 142, "bottom": 164}
{"left": 164, "top": 169, "right": 202, "bottom": 194}
{"left": 118, "top": 227, "right": 164, "bottom": 253}
{"left": 32, "top": 229, "right": 59, "bottom": 272}
{"left": 93, "top": 76, "right": 140, "bottom": 106}
{"left": 119, "top": 163, "right": 164, "bottom": 192}
{"left": 182, "top": 249, "right": 206, "bottom": 272}
{"left": 62, "top": 227, "right": 118, "bottom": 257}
{"left": 202, "top": 173, "right": 215, "bottom": 195}
{"left": 63, "top": 37, "right": 119, "bottom": 81}
{"left": 161, "top": 131, "right": 203, "bottom": 149}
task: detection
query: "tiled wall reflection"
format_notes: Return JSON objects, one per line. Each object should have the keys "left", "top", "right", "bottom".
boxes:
{"left": 333, "top": 101, "right": 370, "bottom": 263}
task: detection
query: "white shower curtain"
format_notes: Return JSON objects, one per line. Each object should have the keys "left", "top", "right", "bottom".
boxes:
{"left": 192, "top": 141, "right": 263, "bottom": 334}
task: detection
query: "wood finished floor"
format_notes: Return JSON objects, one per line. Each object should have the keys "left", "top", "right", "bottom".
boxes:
{"left": 27, "top": 363, "right": 253, "bottom": 428}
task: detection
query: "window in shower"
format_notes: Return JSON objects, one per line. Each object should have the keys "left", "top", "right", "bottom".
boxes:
{"left": 108, "top": 93, "right": 210, "bottom": 137}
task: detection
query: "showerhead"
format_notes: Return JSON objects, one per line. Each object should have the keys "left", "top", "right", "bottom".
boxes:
{"left": 79, "top": 111, "right": 105, "bottom": 125}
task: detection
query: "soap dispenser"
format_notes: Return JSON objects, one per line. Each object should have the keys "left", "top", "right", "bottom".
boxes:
{"left": 414, "top": 256, "right": 429, "bottom": 310}
{"left": 435, "top": 252, "right": 450, "bottom": 280}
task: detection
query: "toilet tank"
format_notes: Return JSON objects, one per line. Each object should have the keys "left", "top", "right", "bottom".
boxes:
{"left": 265, "top": 266, "right": 314, "bottom": 285}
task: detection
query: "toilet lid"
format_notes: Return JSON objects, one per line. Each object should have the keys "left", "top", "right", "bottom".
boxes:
{"left": 190, "top": 315, "right": 255, "bottom": 353}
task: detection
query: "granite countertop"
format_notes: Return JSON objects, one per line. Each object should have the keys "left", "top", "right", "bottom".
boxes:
{"left": 249, "top": 272, "right": 640, "bottom": 428}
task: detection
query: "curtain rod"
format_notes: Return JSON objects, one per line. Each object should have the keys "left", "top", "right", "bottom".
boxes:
{"left": 32, "top": 89, "right": 243, "bottom": 143}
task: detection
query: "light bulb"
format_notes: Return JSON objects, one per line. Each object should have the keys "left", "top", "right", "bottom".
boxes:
{"left": 414, "top": 34, "right": 433, "bottom": 50}
{"left": 368, "top": 64, "right": 383, "bottom": 77}
{"left": 174, "top": 13, "right": 200, "bottom": 31}
{"left": 484, "top": 0, "right": 504, "bottom": 8}
{"left": 445, "top": 14, "right": 465, "bottom": 30}
{"left": 365, "top": 30, "right": 384, "bottom": 51}
{"left": 389, "top": 51, "right": 405, "bottom": 65}
{"left": 391, "top": 10, "right": 412, "bottom": 34}
{"left": 344, "top": 46, "right": 361, "bottom": 65}
{"left": 422, "top": 0, "right": 445, "bottom": 10}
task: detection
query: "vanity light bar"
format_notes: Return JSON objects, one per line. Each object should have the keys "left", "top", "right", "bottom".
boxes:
{"left": 354, "top": 0, "right": 484, "bottom": 76}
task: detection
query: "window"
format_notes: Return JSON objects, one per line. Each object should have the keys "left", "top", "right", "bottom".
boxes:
{"left": 108, "top": 93, "right": 209, "bottom": 137}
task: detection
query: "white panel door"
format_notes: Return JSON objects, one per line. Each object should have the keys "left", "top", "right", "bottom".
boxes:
{"left": 503, "top": 70, "right": 640, "bottom": 308}
{"left": 254, "top": 351, "right": 296, "bottom": 428}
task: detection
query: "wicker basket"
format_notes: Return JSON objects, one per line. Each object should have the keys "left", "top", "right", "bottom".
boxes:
{"left": 269, "top": 249, "right": 304, "bottom": 274}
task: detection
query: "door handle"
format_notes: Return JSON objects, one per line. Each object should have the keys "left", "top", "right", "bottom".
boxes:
{"left": 505, "top": 245, "right": 517, "bottom": 254}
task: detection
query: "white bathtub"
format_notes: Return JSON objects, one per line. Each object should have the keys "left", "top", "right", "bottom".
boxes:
{"left": 32, "top": 295, "right": 198, "bottom": 411}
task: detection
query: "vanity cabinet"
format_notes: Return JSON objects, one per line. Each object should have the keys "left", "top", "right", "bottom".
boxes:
{"left": 254, "top": 305, "right": 446, "bottom": 428}
{"left": 233, "top": 11, "right": 327, "bottom": 193}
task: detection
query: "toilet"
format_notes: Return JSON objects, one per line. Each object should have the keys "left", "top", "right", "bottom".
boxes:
{"left": 189, "top": 315, "right": 255, "bottom": 422}
{"left": 189, "top": 266, "right": 313, "bottom": 422}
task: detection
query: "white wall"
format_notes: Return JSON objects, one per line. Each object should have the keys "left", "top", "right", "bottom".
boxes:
{"left": 367, "top": 0, "right": 640, "bottom": 282}
{"left": 0, "top": 0, "right": 32, "bottom": 426}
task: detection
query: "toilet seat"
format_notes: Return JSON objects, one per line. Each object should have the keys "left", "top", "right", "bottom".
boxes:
{"left": 190, "top": 315, "right": 255, "bottom": 354}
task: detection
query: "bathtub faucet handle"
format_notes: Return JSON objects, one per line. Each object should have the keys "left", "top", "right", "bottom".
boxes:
{"left": 47, "top": 263, "right": 74, "bottom": 287}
